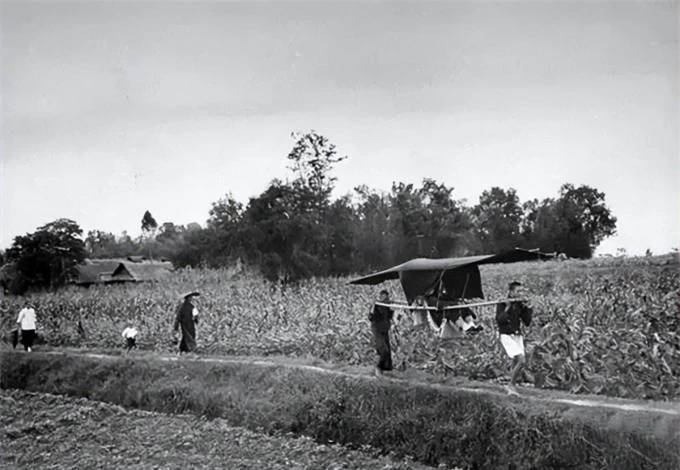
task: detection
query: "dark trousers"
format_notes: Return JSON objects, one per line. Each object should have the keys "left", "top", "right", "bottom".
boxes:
{"left": 21, "top": 329, "right": 35, "bottom": 351}
{"left": 126, "top": 337, "right": 136, "bottom": 352}
{"left": 373, "top": 329, "right": 393, "bottom": 371}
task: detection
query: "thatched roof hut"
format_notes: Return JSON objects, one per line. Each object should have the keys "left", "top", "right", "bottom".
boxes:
{"left": 74, "top": 257, "right": 174, "bottom": 286}
{"left": 75, "top": 259, "right": 122, "bottom": 285}
{"left": 111, "top": 260, "right": 174, "bottom": 282}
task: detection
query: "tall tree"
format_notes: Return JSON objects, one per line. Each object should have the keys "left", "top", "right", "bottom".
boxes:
{"left": 286, "top": 130, "right": 347, "bottom": 210}
{"left": 6, "top": 219, "right": 87, "bottom": 292}
{"left": 473, "top": 187, "right": 524, "bottom": 253}
{"left": 238, "top": 131, "right": 348, "bottom": 282}
{"left": 206, "top": 194, "right": 244, "bottom": 264}
{"left": 385, "top": 179, "right": 473, "bottom": 263}
{"left": 555, "top": 183, "right": 617, "bottom": 251}
{"left": 85, "top": 230, "right": 121, "bottom": 258}
{"left": 325, "top": 195, "right": 357, "bottom": 275}
{"left": 156, "top": 222, "right": 183, "bottom": 244}
{"left": 352, "top": 185, "right": 392, "bottom": 271}
{"left": 520, "top": 184, "right": 617, "bottom": 258}
{"left": 418, "top": 179, "right": 473, "bottom": 257}
{"left": 521, "top": 198, "right": 564, "bottom": 253}
{"left": 241, "top": 180, "right": 313, "bottom": 282}
{"left": 141, "top": 210, "right": 158, "bottom": 234}
{"left": 387, "top": 182, "right": 424, "bottom": 262}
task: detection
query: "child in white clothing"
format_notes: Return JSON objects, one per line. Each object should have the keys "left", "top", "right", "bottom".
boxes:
{"left": 122, "top": 323, "right": 138, "bottom": 354}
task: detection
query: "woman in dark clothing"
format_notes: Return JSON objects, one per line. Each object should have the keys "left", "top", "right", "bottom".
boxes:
{"left": 369, "top": 289, "right": 395, "bottom": 375}
{"left": 173, "top": 291, "right": 200, "bottom": 354}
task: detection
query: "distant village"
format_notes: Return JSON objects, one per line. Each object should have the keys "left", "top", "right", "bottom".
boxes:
{"left": 72, "top": 256, "right": 175, "bottom": 287}
{"left": 0, "top": 256, "right": 174, "bottom": 296}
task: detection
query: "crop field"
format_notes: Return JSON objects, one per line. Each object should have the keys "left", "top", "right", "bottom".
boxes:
{"left": 1, "top": 389, "right": 434, "bottom": 469}
{"left": 2, "top": 255, "right": 678, "bottom": 401}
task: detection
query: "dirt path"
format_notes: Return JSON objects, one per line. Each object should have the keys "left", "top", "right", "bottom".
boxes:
{"left": 40, "top": 349, "right": 680, "bottom": 418}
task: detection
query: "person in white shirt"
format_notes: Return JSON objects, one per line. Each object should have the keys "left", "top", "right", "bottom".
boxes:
{"left": 122, "top": 323, "right": 139, "bottom": 354}
{"left": 16, "top": 305, "right": 37, "bottom": 352}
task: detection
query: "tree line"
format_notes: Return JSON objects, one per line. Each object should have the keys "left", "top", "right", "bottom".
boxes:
{"left": 1, "top": 131, "right": 617, "bottom": 292}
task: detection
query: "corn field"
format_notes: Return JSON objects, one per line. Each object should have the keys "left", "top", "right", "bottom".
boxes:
{"left": 2, "top": 256, "right": 678, "bottom": 401}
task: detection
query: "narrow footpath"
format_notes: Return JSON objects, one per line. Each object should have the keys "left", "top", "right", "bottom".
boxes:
{"left": 40, "top": 349, "right": 680, "bottom": 418}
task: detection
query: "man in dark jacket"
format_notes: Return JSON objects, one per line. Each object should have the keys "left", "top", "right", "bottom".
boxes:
{"left": 173, "top": 291, "right": 200, "bottom": 354}
{"left": 496, "top": 281, "right": 532, "bottom": 394}
{"left": 369, "top": 289, "right": 395, "bottom": 376}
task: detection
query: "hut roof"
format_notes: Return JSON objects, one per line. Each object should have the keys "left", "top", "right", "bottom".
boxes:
{"left": 75, "top": 258, "right": 174, "bottom": 285}
{"left": 74, "top": 259, "right": 123, "bottom": 285}
{"left": 111, "top": 260, "right": 174, "bottom": 282}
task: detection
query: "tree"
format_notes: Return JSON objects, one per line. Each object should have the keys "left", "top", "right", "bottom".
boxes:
{"left": 418, "top": 179, "right": 473, "bottom": 257}
{"left": 138, "top": 210, "right": 160, "bottom": 259}
{"left": 520, "top": 198, "right": 565, "bottom": 253}
{"left": 386, "top": 182, "right": 425, "bottom": 262}
{"left": 384, "top": 179, "right": 473, "bottom": 263}
{"left": 170, "top": 226, "right": 212, "bottom": 268}
{"left": 206, "top": 194, "right": 244, "bottom": 264}
{"left": 141, "top": 210, "right": 158, "bottom": 234}
{"left": 116, "top": 231, "right": 141, "bottom": 256}
{"left": 555, "top": 184, "right": 617, "bottom": 251}
{"left": 352, "top": 185, "right": 392, "bottom": 271}
{"left": 240, "top": 180, "right": 320, "bottom": 282}
{"left": 520, "top": 184, "right": 617, "bottom": 258}
{"left": 325, "top": 195, "right": 357, "bottom": 275}
{"left": 208, "top": 195, "right": 243, "bottom": 229}
{"left": 6, "top": 218, "right": 87, "bottom": 292}
{"left": 473, "top": 187, "right": 524, "bottom": 253}
{"left": 236, "top": 131, "right": 348, "bottom": 282}
{"left": 286, "top": 130, "right": 347, "bottom": 210}
{"left": 85, "top": 230, "right": 121, "bottom": 258}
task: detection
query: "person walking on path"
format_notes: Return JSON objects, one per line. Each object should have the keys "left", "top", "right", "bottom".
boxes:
{"left": 496, "top": 281, "right": 533, "bottom": 395}
{"left": 16, "top": 303, "right": 37, "bottom": 352}
{"left": 369, "top": 289, "right": 395, "bottom": 376}
{"left": 173, "top": 291, "right": 200, "bottom": 354}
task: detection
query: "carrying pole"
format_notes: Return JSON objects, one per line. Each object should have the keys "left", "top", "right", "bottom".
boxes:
{"left": 374, "top": 298, "right": 527, "bottom": 311}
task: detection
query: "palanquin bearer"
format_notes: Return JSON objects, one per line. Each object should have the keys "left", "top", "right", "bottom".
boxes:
{"left": 495, "top": 281, "right": 533, "bottom": 395}
{"left": 369, "top": 289, "right": 395, "bottom": 376}
{"left": 173, "top": 291, "right": 200, "bottom": 354}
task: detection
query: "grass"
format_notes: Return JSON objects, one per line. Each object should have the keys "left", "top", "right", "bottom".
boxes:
{"left": 2, "top": 349, "right": 678, "bottom": 470}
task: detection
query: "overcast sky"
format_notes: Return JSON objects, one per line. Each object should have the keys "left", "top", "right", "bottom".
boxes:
{"left": 1, "top": 1, "right": 678, "bottom": 255}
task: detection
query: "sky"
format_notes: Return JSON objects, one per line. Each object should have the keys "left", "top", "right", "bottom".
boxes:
{"left": 1, "top": 1, "right": 678, "bottom": 256}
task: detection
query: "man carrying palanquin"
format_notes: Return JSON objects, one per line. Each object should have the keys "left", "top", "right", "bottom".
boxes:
{"left": 495, "top": 281, "right": 533, "bottom": 395}
{"left": 369, "top": 289, "right": 395, "bottom": 376}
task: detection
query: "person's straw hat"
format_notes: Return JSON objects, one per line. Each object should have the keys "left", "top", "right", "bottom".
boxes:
{"left": 180, "top": 291, "right": 200, "bottom": 299}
